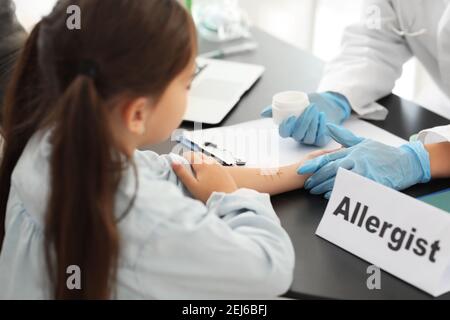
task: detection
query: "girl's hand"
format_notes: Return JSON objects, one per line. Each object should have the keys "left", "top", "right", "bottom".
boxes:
{"left": 172, "top": 152, "right": 238, "bottom": 203}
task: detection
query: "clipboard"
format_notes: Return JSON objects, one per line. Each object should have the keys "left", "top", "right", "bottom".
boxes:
{"left": 176, "top": 134, "right": 246, "bottom": 167}
{"left": 176, "top": 116, "right": 407, "bottom": 169}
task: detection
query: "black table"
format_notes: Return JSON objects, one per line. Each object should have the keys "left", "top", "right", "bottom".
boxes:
{"left": 151, "top": 28, "right": 450, "bottom": 300}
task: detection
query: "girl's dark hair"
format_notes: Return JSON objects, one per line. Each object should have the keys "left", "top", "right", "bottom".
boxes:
{"left": 0, "top": 0, "right": 196, "bottom": 299}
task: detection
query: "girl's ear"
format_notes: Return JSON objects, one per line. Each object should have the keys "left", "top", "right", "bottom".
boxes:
{"left": 122, "top": 97, "right": 152, "bottom": 135}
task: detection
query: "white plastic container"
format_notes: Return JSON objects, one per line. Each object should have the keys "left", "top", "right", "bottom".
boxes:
{"left": 272, "top": 91, "right": 310, "bottom": 125}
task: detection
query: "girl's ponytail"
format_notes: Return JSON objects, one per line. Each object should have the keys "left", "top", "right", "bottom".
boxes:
{"left": 46, "top": 74, "right": 121, "bottom": 299}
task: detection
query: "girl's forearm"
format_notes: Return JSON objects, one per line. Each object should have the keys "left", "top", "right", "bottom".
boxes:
{"left": 426, "top": 142, "right": 450, "bottom": 178}
{"left": 226, "top": 163, "right": 308, "bottom": 196}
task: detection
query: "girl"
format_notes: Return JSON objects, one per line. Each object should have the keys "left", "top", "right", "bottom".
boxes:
{"left": 0, "top": 0, "right": 318, "bottom": 299}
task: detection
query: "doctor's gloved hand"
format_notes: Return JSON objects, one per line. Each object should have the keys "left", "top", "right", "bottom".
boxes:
{"left": 261, "top": 92, "right": 352, "bottom": 147}
{"left": 297, "top": 124, "right": 431, "bottom": 199}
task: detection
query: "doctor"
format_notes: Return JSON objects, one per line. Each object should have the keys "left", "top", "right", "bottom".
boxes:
{"left": 262, "top": 0, "right": 450, "bottom": 146}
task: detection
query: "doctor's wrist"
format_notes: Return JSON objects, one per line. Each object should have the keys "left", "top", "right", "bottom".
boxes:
{"left": 400, "top": 142, "right": 431, "bottom": 184}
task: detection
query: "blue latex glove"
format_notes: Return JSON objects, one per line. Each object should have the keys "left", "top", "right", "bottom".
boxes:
{"left": 261, "top": 92, "right": 352, "bottom": 147}
{"left": 298, "top": 124, "right": 431, "bottom": 199}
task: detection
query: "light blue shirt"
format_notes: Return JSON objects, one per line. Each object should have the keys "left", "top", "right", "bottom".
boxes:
{"left": 0, "top": 131, "right": 295, "bottom": 299}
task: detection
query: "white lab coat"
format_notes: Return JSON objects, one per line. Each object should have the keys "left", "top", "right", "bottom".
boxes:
{"left": 318, "top": 0, "right": 450, "bottom": 121}
{"left": 418, "top": 125, "right": 450, "bottom": 143}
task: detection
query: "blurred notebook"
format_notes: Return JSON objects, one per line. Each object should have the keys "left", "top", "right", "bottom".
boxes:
{"left": 184, "top": 58, "right": 265, "bottom": 124}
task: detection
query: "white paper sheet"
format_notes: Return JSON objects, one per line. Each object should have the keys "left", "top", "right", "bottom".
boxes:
{"left": 183, "top": 116, "right": 407, "bottom": 168}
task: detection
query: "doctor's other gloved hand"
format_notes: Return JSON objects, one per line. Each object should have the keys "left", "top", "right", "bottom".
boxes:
{"left": 172, "top": 152, "right": 238, "bottom": 204}
{"left": 298, "top": 124, "right": 431, "bottom": 199}
{"left": 261, "top": 92, "right": 352, "bottom": 147}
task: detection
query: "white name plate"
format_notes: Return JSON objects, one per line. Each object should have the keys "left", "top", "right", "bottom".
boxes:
{"left": 316, "top": 168, "right": 450, "bottom": 297}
